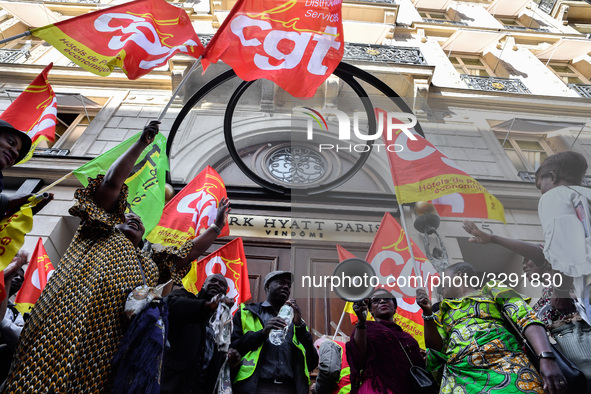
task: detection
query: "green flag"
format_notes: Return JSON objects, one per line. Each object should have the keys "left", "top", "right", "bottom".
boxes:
{"left": 73, "top": 133, "right": 169, "bottom": 235}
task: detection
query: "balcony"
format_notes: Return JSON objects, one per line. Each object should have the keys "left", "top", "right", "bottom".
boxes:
{"left": 461, "top": 75, "right": 531, "bottom": 94}
{"left": 349, "top": 0, "right": 395, "bottom": 3}
{"left": 519, "top": 171, "right": 591, "bottom": 186}
{"left": 43, "top": 0, "right": 100, "bottom": 3}
{"left": 537, "top": 0, "right": 558, "bottom": 13}
{"left": 503, "top": 25, "right": 551, "bottom": 32}
{"left": 569, "top": 83, "right": 591, "bottom": 98}
{"left": 422, "top": 18, "right": 468, "bottom": 26}
{"left": 0, "top": 48, "right": 30, "bottom": 64}
{"left": 343, "top": 43, "right": 427, "bottom": 65}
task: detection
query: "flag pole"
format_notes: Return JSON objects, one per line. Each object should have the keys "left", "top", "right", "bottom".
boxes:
{"left": 157, "top": 60, "right": 201, "bottom": 122}
{"left": 398, "top": 202, "right": 421, "bottom": 275}
{"left": 38, "top": 60, "right": 202, "bottom": 192}
{"left": 0, "top": 31, "right": 31, "bottom": 45}
{"left": 333, "top": 307, "right": 347, "bottom": 340}
{"left": 39, "top": 172, "right": 73, "bottom": 193}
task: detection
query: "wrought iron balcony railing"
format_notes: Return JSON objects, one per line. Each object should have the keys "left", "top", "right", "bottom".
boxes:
{"left": 569, "top": 83, "right": 591, "bottom": 98}
{"left": 519, "top": 171, "right": 591, "bottom": 186}
{"left": 461, "top": 75, "right": 531, "bottom": 94}
{"left": 0, "top": 48, "right": 30, "bottom": 64}
{"left": 422, "top": 19, "right": 468, "bottom": 26}
{"left": 349, "top": 0, "right": 395, "bottom": 3}
{"left": 195, "top": 38, "right": 428, "bottom": 66}
{"left": 43, "top": 0, "right": 100, "bottom": 3}
{"left": 504, "top": 25, "right": 551, "bottom": 32}
{"left": 35, "top": 148, "right": 71, "bottom": 157}
{"left": 537, "top": 0, "right": 558, "bottom": 13}
{"left": 344, "top": 43, "right": 427, "bottom": 65}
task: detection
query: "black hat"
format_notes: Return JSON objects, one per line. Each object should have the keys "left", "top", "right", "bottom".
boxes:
{"left": 0, "top": 119, "right": 32, "bottom": 164}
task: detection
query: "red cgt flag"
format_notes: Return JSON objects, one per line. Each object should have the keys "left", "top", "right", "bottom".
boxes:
{"left": 30, "top": 0, "right": 203, "bottom": 80}
{"left": 378, "top": 108, "right": 506, "bottom": 222}
{"left": 202, "top": 0, "right": 344, "bottom": 98}
{"left": 364, "top": 213, "right": 438, "bottom": 347}
{"left": 182, "top": 237, "right": 251, "bottom": 315}
{"left": 14, "top": 238, "right": 55, "bottom": 315}
{"left": 147, "top": 166, "right": 229, "bottom": 247}
{"left": 0, "top": 63, "right": 57, "bottom": 163}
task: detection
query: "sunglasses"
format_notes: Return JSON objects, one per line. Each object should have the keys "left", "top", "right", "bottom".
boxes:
{"left": 370, "top": 297, "right": 394, "bottom": 304}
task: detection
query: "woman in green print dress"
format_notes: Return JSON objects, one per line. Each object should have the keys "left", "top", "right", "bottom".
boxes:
{"left": 416, "top": 262, "right": 565, "bottom": 394}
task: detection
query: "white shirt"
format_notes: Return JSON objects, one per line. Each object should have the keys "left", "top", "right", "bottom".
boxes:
{"left": 538, "top": 185, "right": 591, "bottom": 279}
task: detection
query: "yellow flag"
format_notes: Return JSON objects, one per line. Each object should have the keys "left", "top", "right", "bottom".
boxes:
{"left": 0, "top": 195, "right": 44, "bottom": 271}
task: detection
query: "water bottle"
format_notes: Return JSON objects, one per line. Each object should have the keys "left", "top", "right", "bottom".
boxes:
{"left": 269, "top": 304, "right": 294, "bottom": 346}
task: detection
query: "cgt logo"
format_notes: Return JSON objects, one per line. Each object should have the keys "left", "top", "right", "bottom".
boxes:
{"left": 294, "top": 107, "right": 417, "bottom": 152}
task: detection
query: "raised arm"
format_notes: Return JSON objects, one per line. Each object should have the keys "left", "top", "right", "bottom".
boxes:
{"left": 173, "top": 197, "right": 231, "bottom": 269}
{"left": 95, "top": 120, "right": 159, "bottom": 213}
{"left": 462, "top": 220, "right": 545, "bottom": 267}
{"left": 416, "top": 287, "right": 443, "bottom": 351}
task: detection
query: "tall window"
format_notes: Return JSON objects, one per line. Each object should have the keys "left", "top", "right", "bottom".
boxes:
{"left": 497, "top": 134, "right": 552, "bottom": 172}
{"left": 548, "top": 62, "right": 591, "bottom": 85}
{"left": 449, "top": 55, "right": 494, "bottom": 77}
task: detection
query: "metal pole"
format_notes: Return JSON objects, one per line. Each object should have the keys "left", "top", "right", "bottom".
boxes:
{"left": 157, "top": 60, "right": 201, "bottom": 122}
{"left": 398, "top": 203, "right": 421, "bottom": 275}
{"left": 0, "top": 31, "right": 31, "bottom": 45}
{"left": 332, "top": 308, "right": 347, "bottom": 340}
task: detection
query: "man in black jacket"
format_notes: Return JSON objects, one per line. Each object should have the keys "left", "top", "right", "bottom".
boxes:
{"left": 161, "top": 274, "right": 238, "bottom": 394}
{"left": 231, "top": 270, "right": 318, "bottom": 394}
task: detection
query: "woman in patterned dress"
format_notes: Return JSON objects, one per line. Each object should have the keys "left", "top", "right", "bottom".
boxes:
{"left": 416, "top": 262, "right": 566, "bottom": 394}
{"left": 2, "top": 121, "right": 231, "bottom": 393}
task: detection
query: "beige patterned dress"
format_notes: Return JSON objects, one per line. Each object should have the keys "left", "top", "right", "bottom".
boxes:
{"left": 3, "top": 176, "right": 191, "bottom": 393}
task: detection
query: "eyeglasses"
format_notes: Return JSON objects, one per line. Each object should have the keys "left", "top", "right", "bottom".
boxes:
{"left": 370, "top": 297, "right": 393, "bottom": 304}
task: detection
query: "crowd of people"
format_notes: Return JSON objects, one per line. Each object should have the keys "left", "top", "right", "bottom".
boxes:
{"left": 0, "top": 118, "right": 588, "bottom": 394}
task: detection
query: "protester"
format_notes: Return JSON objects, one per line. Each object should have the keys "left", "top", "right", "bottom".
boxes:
{"left": 312, "top": 336, "right": 350, "bottom": 394}
{"left": 161, "top": 274, "right": 241, "bottom": 394}
{"left": 0, "top": 120, "right": 52, "bottom": 218}
{"left": 347, "top": 289, "right": 425, "bottom": 394}
{"left": 535, "top": 151, "right": 591, "bottom": 321}
{"left": 463, "top": 220, "right": 591, "bottom": 391}
{"left": 231, "top": 270, "right": 318, "bottom": 394}
{"left": 2, "top": 120, "right": 231, "bottom": 393}
{"left": 417, "top": 262, "right": 566, "bottom": 394}
{"left": 0, "top": 252, "right": 28, "bottom": 383}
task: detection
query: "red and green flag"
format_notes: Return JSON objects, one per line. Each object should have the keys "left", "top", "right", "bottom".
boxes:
{"left": 15, "top": 238, "right": 54, "bottom": 315}
{"left": 73, "top": 132, "right": 169, "bottom": 235}
{"left": 0, "top": 63, "right": 57, "bottom": 163}
{"left": 201, "top": 0, "right": 344, "bottom": 98}
{"left": 147, "top": 166, "right": 229, "bottom": 247}
{"left": 30, "top": 0, "right": 203, "bottom": 79}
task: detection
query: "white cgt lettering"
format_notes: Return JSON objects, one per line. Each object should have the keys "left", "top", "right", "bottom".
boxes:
{"left": 230, "top": 15, "right": 340, "bottom": 74}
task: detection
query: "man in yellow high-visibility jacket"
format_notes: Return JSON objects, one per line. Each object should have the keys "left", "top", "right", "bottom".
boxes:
{"left": 231, "top": 271, "right": 318, "bottom": 394}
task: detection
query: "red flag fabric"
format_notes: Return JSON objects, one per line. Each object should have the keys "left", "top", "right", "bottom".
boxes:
{"left": 182, "top": 238, "right": 251, "bottom": 315}
{"left": 201, "top": 0, "right": 344, "bottom": 98}
{"left": 147, "top": 166, "right": 229, "bottom": 247}
{"left": 31, "top": 0, "right": 203, "bottom": 80}
{"left": 0, "top": 63, "right": 56, "bottom": 163}
{"left": 431, "top": 193, "right": 493, "bottom": 219}
{"left": 0, "top": 273, "right": 5, "bottom": 303}
{"left": 14, "top": 238, "right": 54, "bottom": 315}
{"left": 378, "top": 108, "right": 506, "bottom": 222}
